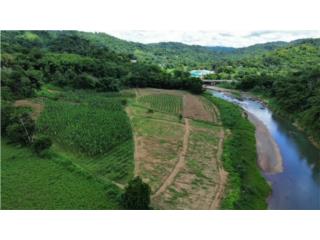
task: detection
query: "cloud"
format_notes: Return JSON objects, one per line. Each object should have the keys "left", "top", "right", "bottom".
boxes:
{"left": 104, "top": 30, "right": 320, "bottom": 47}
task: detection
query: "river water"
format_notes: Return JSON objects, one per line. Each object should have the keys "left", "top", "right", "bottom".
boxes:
{"left": 209, "top": 89, "right": 320, "bottom": 210}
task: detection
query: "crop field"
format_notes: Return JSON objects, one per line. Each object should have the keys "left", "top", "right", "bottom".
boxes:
{"left": 153, "top": 120, "right": 225, "bottom": 209}
{"left": 138, "top": 94, "right": 182, "bottom": 115}
{"left": 201, "top": 97, "right": 220, "bottom": 123}
{"left": 37, "top": 98, "right": 132, "bottom": 157}
{"left": 1, "top": 141, "right": 120, "bottom": 210}
{"left": 129, "top": 105, "right": 184, "bottom": 191}
{"left": 65, "top": 140, "right": 134, "bottom": 183}
{"left": 36, "top": 89, "right": 135, "bottom": 185}
{"left": 128, "top": 88, "right": 226, "bottom": 209}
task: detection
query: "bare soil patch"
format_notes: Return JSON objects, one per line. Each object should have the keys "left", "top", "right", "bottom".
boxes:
{"left": 152, "top": 121, "right": 225, "bottom": 210}
{"left": 127, "top": 88, "right": 227, "bottom": 209}
{"left": 183, "top": 94, "right": 214, "bottom": 122}
{"left": 14, "top": 99, "right": 44, "bottom": 120}
{"left": 153, "top": 118, "right": 190, "bottom": 198}
{"left": 137, "top": 88, "right": 185, "bottom": 97}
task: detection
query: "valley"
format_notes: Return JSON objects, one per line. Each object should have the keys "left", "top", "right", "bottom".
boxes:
{"left": 1, "top": 30, "right": 319, "bottom": 210}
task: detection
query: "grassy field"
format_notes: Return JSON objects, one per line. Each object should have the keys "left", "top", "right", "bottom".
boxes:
{"left": 204, "top": 93, "right": 271, "bottom": 209}
{"left": 1, "top": 141, "right": 120, "bottom": 210}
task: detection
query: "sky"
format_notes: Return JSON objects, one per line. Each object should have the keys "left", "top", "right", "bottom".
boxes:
{"left": 105, "top": 30, "right": 320, "bottom": 48}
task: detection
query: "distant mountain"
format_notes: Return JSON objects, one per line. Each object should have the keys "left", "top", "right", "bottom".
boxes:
{"left": 5, "top": 30, "right": 318, "bottom": 70}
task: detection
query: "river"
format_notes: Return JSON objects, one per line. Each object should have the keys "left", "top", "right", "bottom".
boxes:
{"left": 208, "top": 88, "right": 320, "bottom": 210}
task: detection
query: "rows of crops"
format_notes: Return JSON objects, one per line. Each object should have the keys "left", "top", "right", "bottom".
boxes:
{"left": 75, "top": 140, "right": 134, "bottom": 183}
{"left": 37, "top": 97, "right": 132, "bottom": 157}
{"left": 62, "top": 90, "right": 134, "bottom": 99}
{"left": 202, "top": 97, "right": 219, "bottom": 123}
{"left": 138, "top": 94, "right": 182, "bottom": 115}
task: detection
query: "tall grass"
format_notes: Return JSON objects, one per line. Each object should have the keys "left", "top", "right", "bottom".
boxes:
{"left": 204, "top": 93, "right": 271, "bottom": 209}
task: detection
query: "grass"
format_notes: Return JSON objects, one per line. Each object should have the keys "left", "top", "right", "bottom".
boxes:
{"left": 59, "top": 140, "right": 134, "bottom": 184}
{"left": 138, "top": 94, "right": 182, "bottom": 115}
{"left": 1, "top": 140, "right": 121, "bottom": 210}
{"left": 2, "top": 88, "right": 135, "bottom": 209}
{"left": 204, "top": 93, "right": 271, "bottom": 209}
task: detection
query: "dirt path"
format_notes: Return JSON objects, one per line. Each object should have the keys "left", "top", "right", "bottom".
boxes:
{"left": 210, "top": 129, "right": 227, "bottom": 209}
{"left": 125, "top": 106, "right": 141, "bottom": 177}
{"left": 152, "top": 118, "right": 190, "bottom": 198}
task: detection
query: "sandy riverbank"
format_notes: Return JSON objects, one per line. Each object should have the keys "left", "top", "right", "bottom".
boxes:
{"left": 247, "top": 112, "right": 283, "bottom": 174}
{"left": 205, "top": 86, "right": 283, "bottom": 174}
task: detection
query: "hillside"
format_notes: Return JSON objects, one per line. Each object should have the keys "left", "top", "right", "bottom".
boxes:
{"left": 1, "top": 31, "right": 203, "bottom": 102}
{"left": 214, "top": 41, "right": 320, "bottom": 144}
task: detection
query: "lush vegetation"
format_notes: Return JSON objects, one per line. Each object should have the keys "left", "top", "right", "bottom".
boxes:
{"left": 138, "top": 94, "right": 182, "bottom": 115}
{"left": 77, "top": 31, "right": 295, "bottom": 69}
{"left": 1, "top": 88, "right": 134, "bottom": 209}
{"left": 204, "top": 93, "right": 271, "bottom": 209}
{"left": 37, "top": 98, "right": 131, "bottom": 156}
{"left": 214, "top": 39, "right": 320, "bottom": 144}
{"left": 1, "top": 141, "right": 121, "bottom": 209}
{"left": 121, "top": 176, "right": 151, "bottom": 210}
{"left": 1, "top": 31, "right": 203, "bottom": 101}
{"left": 35, "top": 89, "right": 135, "bottom": 182}
{"left": 1, "top": 105, "right": 35, "bottom": 145}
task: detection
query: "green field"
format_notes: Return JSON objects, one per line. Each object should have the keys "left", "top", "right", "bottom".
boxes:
{"left": 37, "top": 93, "right": 132, "bottom": 157}
{"left": 1, "top": 141, "right": 121, "bottom": 210}
{"left": 138, "top": 94, "right": 182, "bottom": 115}
{"left": 1, "top": 89, "right": 135, "bottom": 209}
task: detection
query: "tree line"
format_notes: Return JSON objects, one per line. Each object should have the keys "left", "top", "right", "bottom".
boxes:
{"left": 1, "top": 31, "right": 203, "bottom": 102}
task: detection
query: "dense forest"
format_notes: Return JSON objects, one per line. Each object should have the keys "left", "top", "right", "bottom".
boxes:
{"left": 1, "top": 31, "right": 203, "bottom": 102}
{"left": 213, "top": 39, "right": 320, "bottom": 144}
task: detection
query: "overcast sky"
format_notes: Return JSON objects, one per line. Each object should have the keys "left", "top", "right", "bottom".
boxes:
{"left": 105, "top": 30, "right": 320, "bottom": 48}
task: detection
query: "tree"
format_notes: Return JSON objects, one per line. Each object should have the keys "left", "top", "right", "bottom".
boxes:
{"left": 121, "top": 176, "right": 151, "bottom": 210}
{"left": 5, "top": 113, "right": 35, "bottom": 145}
{"left": 32, "top": 136, "right": 52, "bottom": 155}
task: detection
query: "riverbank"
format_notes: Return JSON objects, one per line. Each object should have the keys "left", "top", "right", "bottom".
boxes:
{"left": 249, "top": 93, "right": 320, "bottom": 150}
{"left": 246, "top": 112, "right": 283, "bottom": 174}
{"left": 204, "top": 93, "right": 271, "bottom": 209}
{"left": 205, "top": 86, "right": 320, "bottom": 149}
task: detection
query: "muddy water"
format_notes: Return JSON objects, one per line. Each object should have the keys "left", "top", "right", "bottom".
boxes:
{"left": 209, "top": 90, "right": 320, "bottom": 210}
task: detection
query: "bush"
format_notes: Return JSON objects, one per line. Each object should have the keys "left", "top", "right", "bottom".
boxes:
{"left": 32, "top": 136, "right": 52, "bottom": 155}
{"left": 121, "top": 176, "right": 151, "bottom": 210}
{"left": 5, "top": 113, "right": 35, "bottom": 145}
{"left": 1, "top": 101, "right": 14, "bottom": 132}
{"left": 121, "top": 99, "right": 127, "bottom": 106}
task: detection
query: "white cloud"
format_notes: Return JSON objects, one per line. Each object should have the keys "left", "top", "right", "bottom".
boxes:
{"left": 104, "top": 30, "right": 320, "bottom": 48}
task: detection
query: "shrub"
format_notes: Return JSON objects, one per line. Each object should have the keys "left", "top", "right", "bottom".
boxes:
{"left": 121, "top": 99, "right": 127, "bottom": 106}
{"left": 121, "top": 176, "right": 151, "bottom": 210}
{"left": 32, "top": 136, "right": 52, "bottom": 155}
{"left": 5, "top": 113, "right": 35, "bottom": 145}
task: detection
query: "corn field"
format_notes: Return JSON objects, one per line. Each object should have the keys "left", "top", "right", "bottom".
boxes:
{"left": 138, "top": 94, "right": 182, "bottom": 115}
{"left": 37, "top": 94, "right": 132, "bottom": 157}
